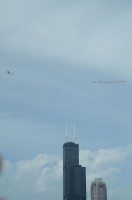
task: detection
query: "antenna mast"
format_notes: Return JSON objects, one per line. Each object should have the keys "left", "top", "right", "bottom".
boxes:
{"left": 65, "top": 124, "right": 68, "bottom": 142}
{"left": 74, "top": 124, "right": 76, "bottom": 142}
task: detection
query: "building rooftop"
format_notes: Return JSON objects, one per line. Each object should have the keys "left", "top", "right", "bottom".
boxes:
{"left": 63, "top": 141, "right": 78, "bottom": 147}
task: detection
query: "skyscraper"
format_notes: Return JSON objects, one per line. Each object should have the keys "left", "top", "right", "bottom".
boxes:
{"left": 91, "top": 178, "right": 107, "bottom": 200}
{"left": 63, "top": 141, "right": 86, "bottom": 200}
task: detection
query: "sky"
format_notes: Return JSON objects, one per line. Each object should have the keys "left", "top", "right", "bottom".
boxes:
{"left": 0, "top": 0, "right": 132, "bottom": 199}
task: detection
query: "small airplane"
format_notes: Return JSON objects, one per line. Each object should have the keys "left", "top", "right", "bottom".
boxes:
{"left": 6, "top": 70, "right": 13, "bottom": 75}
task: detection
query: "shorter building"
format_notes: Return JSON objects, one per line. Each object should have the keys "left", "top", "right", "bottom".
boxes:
{"left": 91, "top": 178, "right": 107, "bottom": 200}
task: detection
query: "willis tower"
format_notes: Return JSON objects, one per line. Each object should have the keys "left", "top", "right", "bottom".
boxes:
{"left": 63, "top": 129, "right": 86, "bottom": 200}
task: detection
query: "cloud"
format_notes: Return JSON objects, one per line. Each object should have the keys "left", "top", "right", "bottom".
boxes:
{"left": 80, "top": 145, "right": 132, "bottom": 188}
{"left": 80, "top": 145, "right": 132, "bottom": 168}
{"left": 0, "top": 154, "right": 63, "bottom": 200}
{"left": 0, "top": 145, "right": 132, "bottom": 200}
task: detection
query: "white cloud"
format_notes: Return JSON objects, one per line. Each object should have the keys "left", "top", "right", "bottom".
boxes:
{"left": 80, "top": 145, "right": 132, "bottom": 168}
{"left": 80, "top": 145, "right": 132, "bottom": 190}
{"left": 1, "top": 154, "right": 63, "bottom": 200}
{"left": 0, "top": 145, "right": 132, "bottom": 200}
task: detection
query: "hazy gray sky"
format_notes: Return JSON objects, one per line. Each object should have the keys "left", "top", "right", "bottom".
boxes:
{"left": 0, "top": 0, "right": 132, "bottom": 200}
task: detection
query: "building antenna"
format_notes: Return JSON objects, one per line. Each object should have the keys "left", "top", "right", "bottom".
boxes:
{"left": 74, "top": 124, "right": 76, "bottom": 142}
{"left": 65, "top": 124, "right": 68, "bottom": 142}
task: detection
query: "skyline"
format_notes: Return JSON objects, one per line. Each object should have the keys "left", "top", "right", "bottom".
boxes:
{"left": 0, "top": 0, "right": 132, "bottom": 200}
{"left": 1, "top": 138, "right": 131, "bottom": 200}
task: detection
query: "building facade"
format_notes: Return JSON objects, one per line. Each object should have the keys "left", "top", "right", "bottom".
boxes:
{"left": 63, "top": 142, "right": 86, "bottom": 200}
{"left": 91, "top": 178, "right": 107, "bottom": 200}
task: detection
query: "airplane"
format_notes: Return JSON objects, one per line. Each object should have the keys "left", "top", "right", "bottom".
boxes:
{"left": 6, "top": 70, "right": 13, "bottom": 75}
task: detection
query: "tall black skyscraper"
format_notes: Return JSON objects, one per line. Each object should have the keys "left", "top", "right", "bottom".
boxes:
{"left": 63, "top": 141, "right": 86, "bottom": 200}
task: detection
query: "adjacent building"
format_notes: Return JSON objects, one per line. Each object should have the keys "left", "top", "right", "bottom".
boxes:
{"left": 91, "top": 178, "right": 107, "bottom": 200}
{"left": 63, "top": 142, "right": 86, "bottom": 200}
